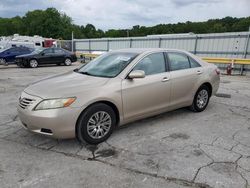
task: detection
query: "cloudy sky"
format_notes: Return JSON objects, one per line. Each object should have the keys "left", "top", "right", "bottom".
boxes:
{"left": 0, "top": 0, "right": 249, "bottom": 30}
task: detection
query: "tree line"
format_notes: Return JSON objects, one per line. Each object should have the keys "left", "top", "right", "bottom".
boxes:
{"left": 0, "top": 8, "right": 249, "bottom": 40}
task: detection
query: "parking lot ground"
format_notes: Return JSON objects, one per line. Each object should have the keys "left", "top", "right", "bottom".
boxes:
{"left": 0, "top": 63, "right": 250, "bottom": 188}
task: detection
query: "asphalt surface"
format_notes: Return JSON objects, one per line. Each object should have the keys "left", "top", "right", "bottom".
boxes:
{"left": 0, "top": 63, "right": 250, "bottom": 188}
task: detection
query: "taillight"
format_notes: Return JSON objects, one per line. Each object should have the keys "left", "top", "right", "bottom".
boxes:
{"left": 215, "top": 68, "right": 220, "bottom": 75}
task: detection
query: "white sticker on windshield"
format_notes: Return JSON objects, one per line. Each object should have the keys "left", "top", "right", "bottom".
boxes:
{"left": 117, "top": 56, "right": 131, "bottom": 61}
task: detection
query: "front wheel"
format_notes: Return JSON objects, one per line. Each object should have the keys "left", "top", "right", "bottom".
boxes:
{"left": 190, "top": 85, "right": 210, "bottom": 112}
{"left": 76, "top": 103, "right": 116, "bottom": 144}
{"left": 29, "top": 59, "right": 38, "bottom": 68}
{"left": 0, "top": 58, "right": 7, "bottom": 65}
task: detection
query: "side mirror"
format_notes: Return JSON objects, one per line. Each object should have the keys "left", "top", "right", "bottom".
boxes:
{"left": 41, "top": 52, "right": 45, "bottom": 56}
{"left": 128, "top": 70, "right": 145, "bottom": 79}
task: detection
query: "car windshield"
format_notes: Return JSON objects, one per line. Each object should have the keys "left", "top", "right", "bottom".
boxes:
{"left": 0, "top": 47, "right": 10, "bottom": 52}
{"left": 31, "top": 48, "right": 44, "bottom": 54}
{"left": 77, "top": 52, "right": 139, "bottom": 78}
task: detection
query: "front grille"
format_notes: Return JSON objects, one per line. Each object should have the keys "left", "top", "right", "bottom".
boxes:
{"left": 15, "top": 58, "right": 22, "bottom": 62}
{"left": 19, "top": 97, "right": 36, "bottom": 109}
{"left": 41, "top": 128, "right": 53, "bottom": 134}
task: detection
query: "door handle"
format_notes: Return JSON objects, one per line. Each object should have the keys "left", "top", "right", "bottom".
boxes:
{"left": 197, "top": 70, "right": 203, "bottom": 75}
{"left": 162, "top": 77, "right": 170, "bottom": 82}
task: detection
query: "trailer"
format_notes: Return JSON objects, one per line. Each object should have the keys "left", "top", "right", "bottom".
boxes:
{"left": 0, "top": 34, "right": 56, "bottom": 49}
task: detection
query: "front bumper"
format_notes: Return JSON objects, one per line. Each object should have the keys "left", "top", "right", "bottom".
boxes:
{"left": 15, "top": 58, "right": 28, "bottom": 66}
{"left": 17, "top": 92, "right": 82, "bottom": 139}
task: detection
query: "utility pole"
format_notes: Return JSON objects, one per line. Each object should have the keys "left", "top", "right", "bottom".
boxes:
{"left": 71, "top": 31, "right": 74, "bottom": 52}
{"left": 127, "top": 30, "right": 129, "bottom": 38}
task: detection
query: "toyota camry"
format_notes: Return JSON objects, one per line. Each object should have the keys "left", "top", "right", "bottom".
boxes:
{"left": 17, "top": 49, "right": 220, "bottom": 144}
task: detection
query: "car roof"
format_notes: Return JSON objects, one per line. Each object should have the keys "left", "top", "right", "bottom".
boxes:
{"left": 111, "top": 48, "right": 188, "bottom": 54}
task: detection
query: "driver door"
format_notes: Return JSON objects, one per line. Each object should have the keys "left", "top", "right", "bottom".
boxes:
{"left": 122, "top": 52, "right": 171, "bottom": 121}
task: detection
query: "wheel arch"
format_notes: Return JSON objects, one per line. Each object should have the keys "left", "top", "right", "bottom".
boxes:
{"left": 200, "top": 82, "right": 212, "bottom": 97}
{"left": 75, "top": 100, "right": 120, "bottom": 137}
{"left": 29, "top": 58, "right": 38, "bottom": 63}
{"left": 65, "top": 56, "right": 72, "bottom": 61}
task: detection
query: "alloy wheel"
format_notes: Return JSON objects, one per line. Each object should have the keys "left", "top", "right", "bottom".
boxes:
{"left": 87, "top": 111, "right": 112, "bottom": 139}
{"left": 0, "top": 58, "right": 6, "bottom": 65}
{"left": 29, "top": 59, "right": 38, "bottom": 68}
{"left": 196, "top": 89, "right": 209, "bottom": 109}
{"left": 65, "top": 58, "right": 72, "bottom": 66}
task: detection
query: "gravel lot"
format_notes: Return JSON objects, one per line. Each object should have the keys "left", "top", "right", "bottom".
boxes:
{"left": 0, "top": 63, "right": 250, "bottom": 188}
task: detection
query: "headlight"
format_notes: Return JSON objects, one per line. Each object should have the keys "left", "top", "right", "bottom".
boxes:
{"left": 34, "top": 97, "right": 76, "bottom": 110}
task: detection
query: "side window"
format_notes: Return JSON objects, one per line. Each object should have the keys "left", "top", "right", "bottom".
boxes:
{"left": 18, "top": 48, "right": 25, "bottom": 52}
{"left": 133, "top": 52, "right": 166, "bottom": 76}
{"left": 8, "top": 48, "right": 16, "bottom": 53}
{"left": 43, "top": 48, "right": 54, "bottom": 54}
{"left": 168, "top": 53, "right": 190, "bottom": 71}
{"left": 54, "top": 49, "right": 64, "bottom": 54}
{"left": 189, "top": 57, "right": 201, "bottom": 68}
{"left": 4, "top": 49, "right": 10, "bottom": 53}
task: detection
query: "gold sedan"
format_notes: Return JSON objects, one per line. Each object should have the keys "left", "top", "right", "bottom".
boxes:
{"left": 18, "top": 49, "right": 220, "bottom": 144}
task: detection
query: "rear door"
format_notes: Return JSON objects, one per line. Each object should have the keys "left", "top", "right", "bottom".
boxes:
{"left": 53, "top": 48, "right": 65, "bottom": 63}
{"left": 39, "top": 48, "right": 54, "bottom": 64}
{"left": 122, "top": 52, "right": 171, "bottom": 121}
{"left": 167, "top": 52, "right": 203, "bottom": 108}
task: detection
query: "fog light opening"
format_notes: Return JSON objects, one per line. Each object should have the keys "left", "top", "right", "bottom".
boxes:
{"left": 40, "top": 128, "right": 53, "bottom": 134}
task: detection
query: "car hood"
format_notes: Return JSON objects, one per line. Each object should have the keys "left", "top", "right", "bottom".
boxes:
{"left": 16, "top": 53, "right": 35, "bottom": 58}
{"left": 24, "top": 71, "right": 110, "bottom": 98}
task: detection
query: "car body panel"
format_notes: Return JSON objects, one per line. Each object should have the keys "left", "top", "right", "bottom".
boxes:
{"left": 18, "top": 48, "right": 220, "bottom": 139}
{"left": 0, "top": 47, "right": 34, "bottom": 63}
{"left": 15, "top": 47, "right": 77, "bottom": 66}
{"left": 169, "top": 67, "right": 203, "bottom": 108}
{"left": 121, "top": 72, "right": 171, "bottom": 122}
{"left": 24, "top": 71, "right": 110, "bottom": 99}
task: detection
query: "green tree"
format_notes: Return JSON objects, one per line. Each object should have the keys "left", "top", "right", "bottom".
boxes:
{"left": 0, "top": 8, "right": 249, "bottom": 39}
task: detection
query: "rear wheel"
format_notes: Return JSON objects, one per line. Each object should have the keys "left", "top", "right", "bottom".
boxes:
{"left": 0, "top": 58, "right": 7, "bottom": 65}
{"left": 190, "top": 85, "right": 210, "bottom": 112}
{"left": 29, "top": 59, "right": 38, "bottom": 68}
{"left": 64, "top": 58, "right": 72, "bottom": 66}
{"left": 76, "top": 103, "right": 116, "bottom": 144}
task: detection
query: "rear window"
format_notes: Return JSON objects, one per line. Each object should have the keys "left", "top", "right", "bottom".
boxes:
{"left": 189, "top": 57, "right": 201, "bottom": 68}
{"left": 168, "top": 53, "right": 190, "bottom": 71}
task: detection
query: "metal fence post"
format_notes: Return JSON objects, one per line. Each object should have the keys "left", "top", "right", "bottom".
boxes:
{"left": 194, "top": 35, "right": 198, "bottom": 54}
{"left": 241, "top": 32, "right": 250, "bottom": 75}
{"left": 89, "top": 40, "right": 91, "bottom": 53}
{"left": 130, "top": 38, "right": 132, "bottom": 48}
{"left": 107, "top": 39, "right": 109, "bottom": 51}
{"left": 243, "top": 33, "right": 250, "bottom": 58}
{"left": 158, "top": 38, "right": 162, "bottom": 48}
{"left": 71, "top": 32, "right": 74, "bottom": 52}
{"left": 58, "top": 40, "right": 61, "bottom": 48}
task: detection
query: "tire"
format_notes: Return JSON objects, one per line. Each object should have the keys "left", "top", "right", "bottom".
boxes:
{"left": 64, "top": 58, "right": 72, "bottom": 66}
{"left": 76, "top": 103, "right": 116, "bottom": 144}
{"left": 29, "top": 59, "right": 38, "bottom": 68}
{"left": 0, "top": 58, "right": 7, "bottom": 65}
{"left": 190, "top": 85, "right": 210, "bottom": 112}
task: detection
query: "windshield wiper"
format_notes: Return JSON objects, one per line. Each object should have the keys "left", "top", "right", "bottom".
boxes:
{"left": 79, "top": 71, "right": 94, "bottom": 76}
{"left": 77, "top": 71, "right": 112, "bottom": 78}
